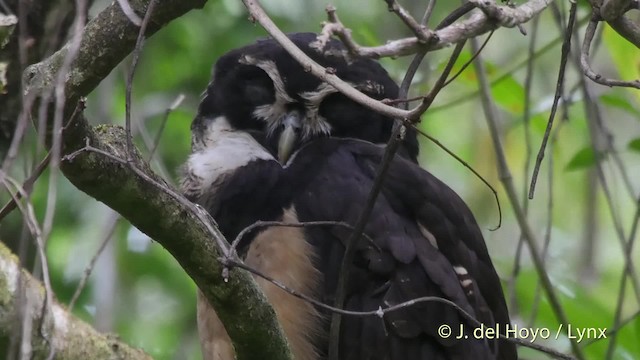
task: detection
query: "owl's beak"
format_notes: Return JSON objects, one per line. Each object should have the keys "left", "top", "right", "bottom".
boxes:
{"left": 277, "top": 111, "right": 302, "bottom": 163}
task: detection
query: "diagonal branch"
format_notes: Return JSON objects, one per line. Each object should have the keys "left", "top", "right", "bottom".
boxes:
{"left": 60, "top": 107, "right": 292, "bottom": 360}
{"left": 21, "top": 0, "right": 294, "bottom": 359}
{"left": 23, "top": 0, "right": 208, "bottom": 111}
{"left": 243, "top": 0, "right": 553, "bottom": 122}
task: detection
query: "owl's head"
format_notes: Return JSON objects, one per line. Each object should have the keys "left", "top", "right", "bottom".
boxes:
{"left": 193, "top": 33, "right": 418, "bottom": 162}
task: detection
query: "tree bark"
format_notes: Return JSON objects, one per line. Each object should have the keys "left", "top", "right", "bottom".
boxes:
{"left": 21, "top": 0, "right": 293, "bottom": 358}
{"left": 0, "top": 241, "right": 151, "bottom": 359}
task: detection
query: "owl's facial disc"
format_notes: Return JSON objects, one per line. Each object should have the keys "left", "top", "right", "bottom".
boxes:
{"left": 240, "top": 55, "right": 332, "bottom": 141}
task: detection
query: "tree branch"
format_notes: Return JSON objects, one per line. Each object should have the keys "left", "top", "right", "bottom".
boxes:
{"left": 23, "top": 0, "right": 206, "bottom": 107}
{"left": 60, "top": 107, "right": 292, "bottom": 360}
{"left": 20, "top": 0, "right": 294, "bottom": 358}
{"left": 243, "top": 0, "right": 553, "bottom": 121}
{"left": 0, "top": 241, "right": 151, "bottom": 359}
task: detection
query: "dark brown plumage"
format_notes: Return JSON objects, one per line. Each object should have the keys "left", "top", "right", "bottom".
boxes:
{"left": 182, "top": 33, "right": 517, "bottom": 360}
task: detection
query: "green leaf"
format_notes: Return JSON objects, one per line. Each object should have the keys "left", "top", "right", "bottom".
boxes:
{"left": 441, "top": 52, "right": 525, "bottom": 114}
{"left": 628, "top": 138, "right": 640, "bottom": 153}
{"left": 604, "top": 26, "right": 640, "bottom": 84}
{"left": 601, "top": 94, "right": 640, "bottom": 118}
{"left": 565, "top": 147, "right": 605, "bottom": 171}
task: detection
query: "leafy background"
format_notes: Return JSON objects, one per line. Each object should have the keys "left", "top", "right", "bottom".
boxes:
{"left": 1, "top": 0, "right": 639, "bottom": 359}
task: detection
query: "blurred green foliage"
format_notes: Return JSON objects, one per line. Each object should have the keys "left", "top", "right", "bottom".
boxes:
{"left": 1, "top": 1, "right": 639, "bottom": 359}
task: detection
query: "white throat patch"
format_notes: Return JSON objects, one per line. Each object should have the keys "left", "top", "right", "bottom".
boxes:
{"left": 183, "top": 116, "right": 275, "bottom": 199}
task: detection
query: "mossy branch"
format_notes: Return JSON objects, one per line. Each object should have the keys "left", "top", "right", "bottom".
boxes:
{"left": 20, "top": 0, "right": 293, "bottom": 358}
{"left": 0, "top": 241, "right": 152, "bottom": 359}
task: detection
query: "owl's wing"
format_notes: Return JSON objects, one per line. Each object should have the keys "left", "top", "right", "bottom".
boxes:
{"left": 286, "top": 138, "right": 517, "bottom": 360}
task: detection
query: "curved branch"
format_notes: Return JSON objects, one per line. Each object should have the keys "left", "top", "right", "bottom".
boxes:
{"left": 588, "top": 0, "right": 640, "bottom": 48}
{"left": 580, "top": 15, "right": 640, "bottom": 88}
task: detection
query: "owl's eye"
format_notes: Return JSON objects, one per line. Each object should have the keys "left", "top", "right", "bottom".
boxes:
{"left": 244, "top": 83, "right": 274, "bottom": 105}
{"left": 318, "top": 93, "right": 366, "bottom": 128}
{"left": 239, "top": 66, "right": 275, "bottom": 106}
{"left": 318, "top": 92, "right": 391, "bottom": 142}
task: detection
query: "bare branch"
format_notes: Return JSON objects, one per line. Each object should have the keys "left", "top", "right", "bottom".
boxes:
{"left": 227, "top": 220, "right": 379, "bottom": 259}
{"left": 229, "top": 258, "right": 575, "bottom": 360}
{"left": 243, "top": 0, "right": 553, "bottom": 121}
{"left": 529, "top": 1, "right": 577, "bottom": 198}
{"left": 327, "top": 0, "right": 550, "bottom": 58}
{"left": 125, "top": 0, "right": 158, "bottom": 159}
{"left": 580, "top": 15, "right": 640, "bottom": 88}
{"left": 116, "top": 0, "right": 143, "bottom": 26}
{"left": 23, "top": 0, "right": 208, "bottom": 110}
{"left": 0, "top": 174, "right": 55, "bottom": 358}
{"left": 601, "top": 0, "right": 635, "bottom": 21}
{"left": 412, "top": 126, "right": 502, "bottom": 231}
{"left": 0, "top": 152, "right": 50, "bottom": 222}
{"left": 470, "top": 36, "right": 586, "bottom": 360}
{"left": 68, "top": 212, "right": 120, "bottom": 311}
{"left": 607, "top": 15, "right": 640, "bottom": 48}
{"left": 384, "top": 0, "right": 433, "bottom": 43}
{"left": 509, "top": 14, "right": 540, "bottom": 314}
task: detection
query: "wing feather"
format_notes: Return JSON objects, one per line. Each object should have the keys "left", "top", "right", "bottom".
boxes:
{"left": 287, "top": 138, "right": 516, "bottom": 359}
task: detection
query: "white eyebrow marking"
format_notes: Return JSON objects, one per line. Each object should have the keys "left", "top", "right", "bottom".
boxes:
{"left": 299, "top": 82, "right": 336, "bottom": 138}
{"left": 239, "top": 55, "right": 294, "bottom": 102}
{"left": 240, "top": 55, "right": 295, "bottom": 135}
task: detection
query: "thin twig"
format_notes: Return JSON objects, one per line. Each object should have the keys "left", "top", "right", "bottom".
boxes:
{"left": 149, "top": 94, "right": 184, "bottom": 160}
{"left": 223, "top": 220, "right": 380, "bottom": 280}
{"left": 581, "top": 309, "right": 640, "bottom": 348}
{"left": 430, "top": 14, "right": 593, "bottom": 116}
{"left": 605, "top": 262, "right": 629, "bottom": 360}
{"left": 329, "top": 125, "right": 403, "bottom": 360}
{"left": 529, "top": 0, "right": 577, "bottom": 199}
{"left": 68, "top": 213, "right": 121, "bottom": 311}
{"left": 420, "top": 0, "right": 436, "bottom": 26}
{"left": 0, "top": 175, "right": 55, "bottom": 359}
{"left": 570, "top": 36, "right": 640, "bottom": 304}
{"left": 135, "top": 117, "right": 172, "bottom": 182}
{"left": 228, "top": 220, "right": 378, "bottom": 255}
{"left": 225, "top": 258, "right": 574, "bottom": 360}
{"left": 329, "top": 39, "right": 467, "bottom": 360}
{"left": 125, "top": 0, "right": 158, "bottom": 160}
{"left": 509, "top": 14, "right": 540, "bottom": 315}
{"left": 412, "top": 126, "right": 502, "bottom": 231}
{"left": 1, "top": 93, "right": 38, "bottom": 173}
{"left": 0, "top": 152, "right": 51, "bottom": 222}
{"left": 39, "top": 5, "right": 88, "bottom": 354}
{"left": 63, "top": 134, "right": 231, "bottom": 259}
{"left": 528, "top": 135, "right": 556, "bottom": 325}
{"left": 243, "top": 0, "right": 552, "bottom": 122}
{"left": 116, "top": 0, "right": 143, "bottom": 26}
{"left": 470, "top": 36, "right": 586, "bottom": 360}
{"left": 384, "top": 0, "right": 433, "bottom": 43}
{"left": 582, "top": 96, "right": 640, "bottom": 338}
{"left": 443, "top": 30, "right": 495, "bottom": 88}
